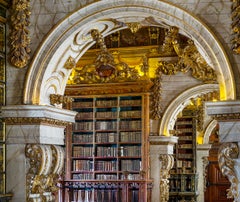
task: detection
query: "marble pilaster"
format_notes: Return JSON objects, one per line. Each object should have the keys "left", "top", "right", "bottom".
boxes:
{"left": 196, "top": 144, "right": 211, "bottom": 202}
{"left": 149, "top": 135, "right": 178, "bottom": 202}
{"left": 1, "top": 105, "right": 77, "bottom": 202}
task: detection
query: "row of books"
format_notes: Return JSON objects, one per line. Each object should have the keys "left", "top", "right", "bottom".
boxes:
{"left": 96, "top": 146, "right": 117, "bottom": 157}
{"left": 72, "top": 173, "right": 141, "bottom": 180}
{"left": 73, "top": 131, "right": 141, "bottom": 144}
{"left": 95, "top": 160, "right": 117, "bottom": 171}
{"left": 95, "top": 132, "right": 117, "bottom": 143}
{"left": 73, "top": 146, "right": 93, "bottom": 157}
{"left": 120, "top": 132, "right": 141, "bottom": 142}
{"left": 74, "top": 120, "right": 142, "bottom": 131}
{"left": 73, "top": 134, "right": 93, "bottom": 143}
{"left": 176, "top": 160, "right": 192, "bottom": 168}
{"left": 121, "top": 160, "right": 141, "bottom": 171}
{"left": 73, "top": 160, "right": 93, "bottom": 171}
{"left": 119, "top": 120, "right": 141, "bottom": 130}
{"left": 119, "top": 146, "right": 141, "bottom": 157}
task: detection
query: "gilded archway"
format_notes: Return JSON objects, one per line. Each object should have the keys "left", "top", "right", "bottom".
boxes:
{"left": 24, "top": 0, "right": 235, "bottom": 105}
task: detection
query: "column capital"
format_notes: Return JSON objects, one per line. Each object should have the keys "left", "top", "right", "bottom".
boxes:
{"left": 1, "top": 105, "right": 77, "bottom": 145}
{"left": 205, "top": 101, "right": 240, "bottom": 121}
{"left": 205, "top": 101, "right": 240, "bottom": 142}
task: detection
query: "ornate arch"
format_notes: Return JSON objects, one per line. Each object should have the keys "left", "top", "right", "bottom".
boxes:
{"left": 159, "top": 84, "right": 219, "bottom": 136}
{"left": 24, "top": 0, "right": 235, "bottom": 105}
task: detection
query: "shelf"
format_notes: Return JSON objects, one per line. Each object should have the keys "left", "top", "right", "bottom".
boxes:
{"left": 170, "top": 112, "right": 198, "bottom": 201}
{"left": 65, "top": 91, "right": 150, "bottom": 201}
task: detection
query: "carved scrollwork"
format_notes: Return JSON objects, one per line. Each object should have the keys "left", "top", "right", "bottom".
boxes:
{"left": 202, "top": 156, "right": 209, "bottom": 192}
{"left": 231, "top": 0, "right": 240, "bottom": 54}
{"left": 151, "top": 66, "right": 162, "bottom": 120}
{"left": 9, "top": 0, "right": 31, "bottom": 68}
{"left": 49, "top": 94, "right": 73, "bottom": 107}
{"left": 64, "top": 56, "right": 76, "bottom": 70}
{"left": 25, "top": 144, "right": 65, "bottom": 201}
{"left": 159, "top": 26, "right": 217, "bottom": 84}
{"left": 159, "top": 154, "right": 174, "bottom": 202}
{"left": 218, "top": 142, "right": 239, "bottom": 201}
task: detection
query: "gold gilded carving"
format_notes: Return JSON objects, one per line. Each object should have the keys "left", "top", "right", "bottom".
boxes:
{"left": 231, "top": 0, "right": 240, "bottom": 54}
{"left": 218, "top": 142, "right": 239, "bottom": 201}
{"left": 91, "top": 29, "right": 116, "bottom": 78}
{"left": 65, "top": 80, "right": 153, "bottom": 96}
{"left": 159, "top": 154, "right": 174, "bottom": 202}
{"left": 211, "top": 113, "right": 240, "bottom": 121}
{"left": 159, "top": 27, "right": 217, "bottom": 83}
{"left": 4, "top": 117, "right": 70, "bottom": 127}
{"left": 9, "top": 0, "right": 31, "bottom": 68}
{"left": 25, "top": 144, "right": 65, "bottom": 201}
{"left": 50, "top": 94, "right": 73, "bottom": 106}
{"left": 69, "top": 29, "right": 149, "bottom": 84}
{"left": 64, "top": 56, "right": 76, "bottom": 69}
{"left": 202, "top": 156, "right": 209, "bottom": 192}
{"left": 151, "top": 66, "right": 162, "bottom": 119}
{"left": 126, "top": 22, "right": 142, "bottom": 33}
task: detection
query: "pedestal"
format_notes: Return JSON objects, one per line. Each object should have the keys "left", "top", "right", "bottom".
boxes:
{"left": 1, "top": 105, "right": 77, "bottom": 202}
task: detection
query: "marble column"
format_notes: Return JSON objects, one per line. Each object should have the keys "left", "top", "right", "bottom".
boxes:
{"left": 205, "top": 101, "right": 240, "bottom": 202}
{"left": 196, "top": 144, "right": 211, "bottom": 202}
{"left": 149, "top": 135, "right": 178, "bottom": 202}
{"left": 1, "top": 105, "right": 77, "bottom": 202}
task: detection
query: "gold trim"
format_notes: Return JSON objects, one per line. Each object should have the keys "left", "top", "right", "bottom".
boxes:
{"left": 231, "top": 0, "right": 240, "bottom": 54}
{"left": 64, "top": 56, "right": 76, "bottom": 69}
{"left": 50, "top": 94, "right": 73, "bottom": 106}
{"left": 4, "top": 117, "right": 70, "bottom": 127}
{"left": 9, "top": 0, "right": 31, "bottom": 68}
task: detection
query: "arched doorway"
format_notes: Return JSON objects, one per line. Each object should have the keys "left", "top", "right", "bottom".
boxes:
{"left": 22, "top": 1, "right": 235, "bottom": 201}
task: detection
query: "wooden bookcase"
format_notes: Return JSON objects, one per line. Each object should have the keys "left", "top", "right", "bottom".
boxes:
{"left": 169, "top": 110, "right": 198, "bottom": 201}
{"left": 64, "top": 82, "right": 152, "bottom": 202}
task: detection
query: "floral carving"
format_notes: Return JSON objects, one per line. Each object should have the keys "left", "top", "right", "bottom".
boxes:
{"left": 9, "top": 0, "right": 31, "bottom": 68}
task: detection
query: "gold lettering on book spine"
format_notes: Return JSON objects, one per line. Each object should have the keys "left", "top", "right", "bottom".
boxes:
{"left": 9, "top": 0, "right": 31, "bottom": 68}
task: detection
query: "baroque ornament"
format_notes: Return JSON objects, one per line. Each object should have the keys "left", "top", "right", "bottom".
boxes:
{"left": 159, "top": 26, "right": 217, "bottom": 83}
{"left": 49, "top": 94, "right": 73, "bottom": 107}
{"left": 9, "top": 0, "right": 31, "bottom": 68}
{"left": 25, "top": 144, "right": 64, "bottom": 201}
{"left": 231, "top": 0, "right": 240, "bottom": 54}
{"left": 159, "top": 154, "right": 174, "bottom": 202}
{"left": 69, "top": 29, "right": 149, "bottom": 84}
{"left": 218, "top": 142, "right": 239, "bottom": 201}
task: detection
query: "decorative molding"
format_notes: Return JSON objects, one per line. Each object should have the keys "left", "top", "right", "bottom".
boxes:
{"left": 159, "top": 154, "right": 174, "bottom": 202}
{"left": 231, "top": 0, "right": 240, "bottom": 54}
{"left": 211, "top": 113, "right": 240, "bottom": 121}
{"left": 126, "top": 22, "right": 142, "bottom": 33}
{"left": 218, "top": 142, "right": 239, "bottom": 201}
{"left": 4, "top": 117, "right": 70, "bottom": 127}
{"left": 151, "top": 67, "right": 162, "bottom": 120}
{"left": 64, "top": 56, "right": 76, "bottom": 69}
{"left": 9, "top": 0, "right": 31, "bottom": 68}
{"left": 25, "top": 144, "right": 65, "bottom": 201}
{"left": 159, "top": 26, "right": 217, "bottom": 83}
{"left": 202, "top": 156, "right": 209, "bottom": 192}
{"left": 65, "top": 80, "right": 153, "bottom": 96}
{"left": 49, "top": 94, "right": 73, "bottom": 106}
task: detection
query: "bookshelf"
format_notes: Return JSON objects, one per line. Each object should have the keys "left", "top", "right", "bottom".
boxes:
{"left": 169, "top": 110, "right": 198, "bottom": 201}
{"left": 64, "top": 82, "right": 152, "bottom": 202}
